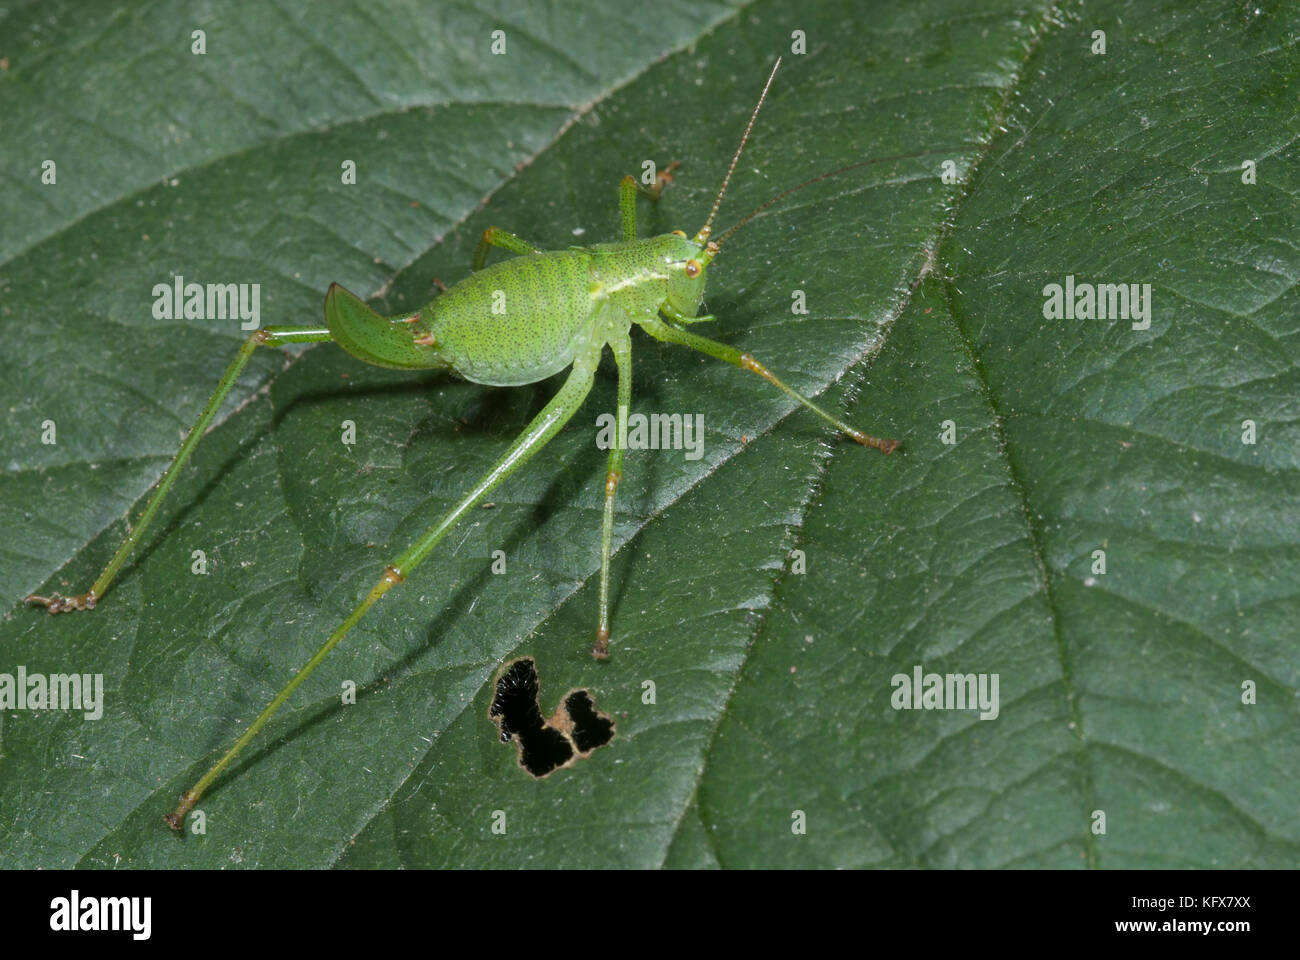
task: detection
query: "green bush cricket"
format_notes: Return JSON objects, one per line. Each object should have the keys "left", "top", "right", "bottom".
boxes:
{"left": 26, "top": 59, "right": 931, "bottom": 829}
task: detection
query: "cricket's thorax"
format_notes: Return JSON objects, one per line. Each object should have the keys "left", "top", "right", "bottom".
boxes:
{"left": 587, "top": 234, "right": 708, "bottom": 320}
{"left": 585, "top": 242, "right": 670, "bottom": 313}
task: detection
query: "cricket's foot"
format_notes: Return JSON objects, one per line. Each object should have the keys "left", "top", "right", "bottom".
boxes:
{"left": 875, "top": 437, "right": 901, "bottom": 455}
{"left": 847, "top": 428, "right": 900, "bottom": 454}
{"left": 165, "top": 791, "right": 197, "bottom": 831}
{"left": 26, "top": 590, "right": 97, "bottom": 614}
{"left": 592, "top": 626, "right": 610, "bottom": 660}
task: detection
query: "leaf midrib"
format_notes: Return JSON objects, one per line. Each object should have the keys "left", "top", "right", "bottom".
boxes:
{"left": 658, "top": 0, "right": 1088, "bottom": 870}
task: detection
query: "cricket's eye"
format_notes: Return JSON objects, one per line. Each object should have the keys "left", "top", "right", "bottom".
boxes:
{"left": 684, "top": 259, "right": 701, "bottom": 278}
{"left": 672, "top": 230, "right": 687, "bottom": 237}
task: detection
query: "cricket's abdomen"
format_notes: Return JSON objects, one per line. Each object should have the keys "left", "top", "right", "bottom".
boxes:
{"left": 428, "top": 251, "right": 601, "bottom": 386}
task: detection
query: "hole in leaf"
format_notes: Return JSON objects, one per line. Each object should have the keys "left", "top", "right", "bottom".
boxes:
{"left": 489, "top": 658, "right": 614, "bottom": 778}
{"left": 563, "top": 690, "right": 615, "bottom": 754}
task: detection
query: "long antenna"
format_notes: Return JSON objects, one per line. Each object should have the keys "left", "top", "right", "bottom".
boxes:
{"left": 712, "top": 147, "right": 960, "bottom": 250}
{"left": 699, "top": 56, "right": 783, "bottom": 239}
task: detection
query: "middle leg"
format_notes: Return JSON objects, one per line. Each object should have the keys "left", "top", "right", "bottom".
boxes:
{"left": 473, "top": 226, "right": 540, "bottom": 272}
{"left": 167, "top": 356, "right": 599, "bottom": 827}
{"left": 594, "top": 333, "right": 632, "bottom": 658}
{"left": 618, "top": 162, "right": 680, "bottom": 241}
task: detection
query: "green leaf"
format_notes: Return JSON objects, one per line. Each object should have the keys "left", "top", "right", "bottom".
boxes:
{"left": 1, "top": 0, "right": 1296, "bottom": 868}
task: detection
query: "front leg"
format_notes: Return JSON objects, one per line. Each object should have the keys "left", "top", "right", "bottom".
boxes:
{"left": 660, "top": 302, "right": 716, "bottom": 325}
{"left": 643, "top": 313, "right": 899, "bottom": 453}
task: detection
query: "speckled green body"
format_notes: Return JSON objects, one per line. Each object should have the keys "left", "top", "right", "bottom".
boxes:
{"left": 325, "top": 234, "right": 706, "bottom": 386}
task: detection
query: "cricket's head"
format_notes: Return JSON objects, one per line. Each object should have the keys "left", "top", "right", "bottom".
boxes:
{"left": 659, "top": 229, "right": 717, "bottom": 316}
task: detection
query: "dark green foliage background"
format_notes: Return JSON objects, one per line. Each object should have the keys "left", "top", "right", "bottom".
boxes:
{"left": 1, "top": 0, "right": 1295, "bottom": 867}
